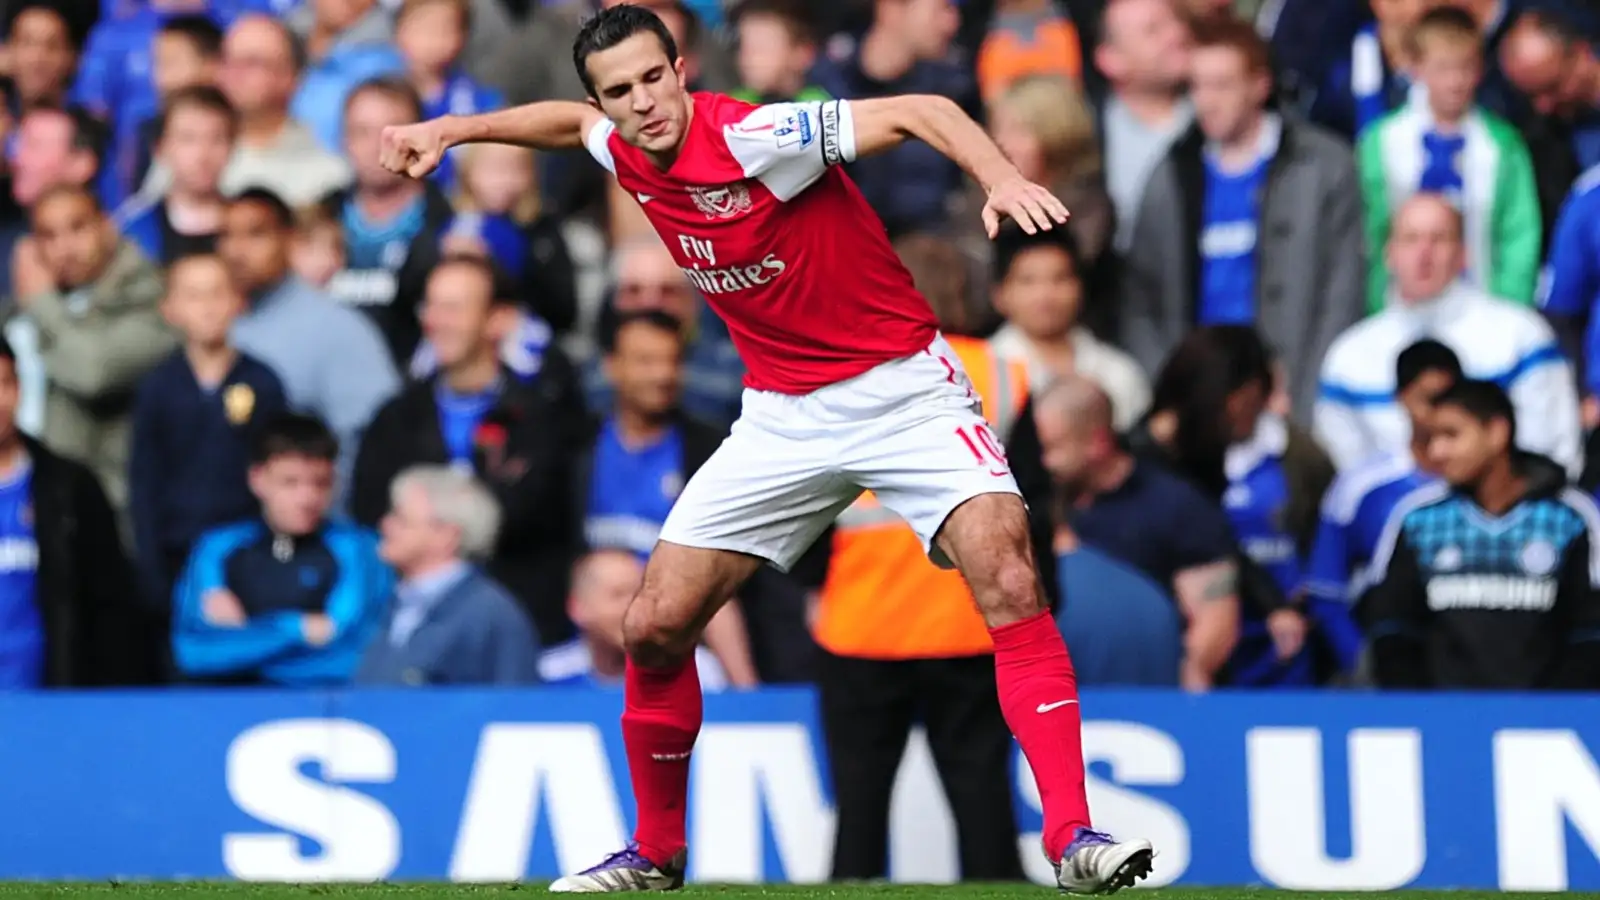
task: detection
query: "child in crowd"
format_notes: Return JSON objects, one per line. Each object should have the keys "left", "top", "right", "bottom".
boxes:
{"left": 129, "top": 252, "right": 288, "bottom": 613}
{"left": 987, "top": 227, "right": 1149, "bottom": 430}
{"left": 448, "top": 142, "right": 577, "bottom": 332}
{"left": 977, "top": 0, "right": 1083, "bottom": 103}
{"left": 130, "top": 15, "right": 224, "bottom": 199}
{"left": 291, "top": 204, "right": 346, "bottom": 290}
{"left": 394, "top": 0, "right": 504, "bottom": 191}
{"left": 1358, "top": 5, "right": 1540, "bottom": 309}
{"left": 116, "top": 84, "right": 236, "bottom": 264}
{"left": 730, "top": 0, "right": 829, "bottom": 104}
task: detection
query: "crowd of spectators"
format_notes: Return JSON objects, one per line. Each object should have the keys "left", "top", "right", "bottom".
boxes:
{"left": 0, "top": 0, "right": 1595, "bottom": 690}
{"left": 6, "top": 0, "right": 1600, "bottom": 881}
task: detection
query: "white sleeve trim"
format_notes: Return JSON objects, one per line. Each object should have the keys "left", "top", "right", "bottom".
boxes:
{"left": 584, "top": 118, "right": 617, "bottom": 174}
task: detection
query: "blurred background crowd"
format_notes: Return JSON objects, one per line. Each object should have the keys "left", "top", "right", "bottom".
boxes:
{"left": 7, "top": 0, "right": 1600, "bottom": 880}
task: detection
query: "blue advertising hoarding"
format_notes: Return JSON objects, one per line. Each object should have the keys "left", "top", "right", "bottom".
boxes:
{"left": 0, "top": 688, "right": 1597, "bottom": 889}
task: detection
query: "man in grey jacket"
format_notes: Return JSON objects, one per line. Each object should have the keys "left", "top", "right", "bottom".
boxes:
{"left": 1118, "top": 18, "right": 1365, "bottom": 418}
{"left": 13, "top": 184, "right": 175, "bottom": 515}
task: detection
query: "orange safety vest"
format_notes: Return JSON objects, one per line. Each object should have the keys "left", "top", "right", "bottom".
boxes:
{"left": 813, "top": 337, "right": 1029, "bottom": 660}
{"left": 976, "top": 18, "right": 1083, "bottom": 102}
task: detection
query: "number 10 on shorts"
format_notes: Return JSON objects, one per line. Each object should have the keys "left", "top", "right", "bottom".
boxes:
{"left": 957, "top": 423, "right": 1009, "bottom": 477}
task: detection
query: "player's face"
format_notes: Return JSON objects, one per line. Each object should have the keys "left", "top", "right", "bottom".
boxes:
{"left": 421, "top": 265, "right": 498, "bottom": 370}
{"left": 584, "top": 32, "right": 691, "bottom": 156}
{"left": 1190, "top": 47, "right": 1268, "bottom": 145}
{"left": 1415, "top": 39, "right": 1482, "bottom": 122}
{"left": 164, "top": 257, "right": 245, "bottom": 347}
{"left": 31, "top": 192, "right": 110, "bottom": 290}
{"left": 1426, "top": 405, "right": 1504, "bottom": 487}
{"left": 220, "top": 201, "right": 291, "bottom": 293}
{"left": 1388, "top": 198, "right": 1466, "bottom": 301}
{"left": 250, "top": 453, "right": 334, "bottom": 537}
{"left": 996, "top": 247, "right": 1081, "bottom": 342}
{"left": 161, "top": 107, "right": 234, "bottom": 196}
{"left": 607, "top": 322, "right": 684, "bottom": 418}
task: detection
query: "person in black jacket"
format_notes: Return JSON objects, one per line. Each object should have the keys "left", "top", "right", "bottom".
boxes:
{"left": 0, "top": 335, "right": 157, "bottom": 686}
{"left": 322, "top": 76, "right": 454, "bottom": 365}
{"left": 1365, "top": 379, "right": 1600, "bottom": 689}
{"left": 351, "top": 253, "right": 587, "bottom": 647}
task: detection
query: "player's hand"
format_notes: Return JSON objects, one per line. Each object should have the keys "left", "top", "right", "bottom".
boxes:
{"left": 202, "top": 589, "right": 247, "bottom": 627}
{"left": 379, "top": 119, "right": 451, "bottom": 179}
{"left": 982, "top": 175, "right": 1070, "bottom": 238}
{"left": 302, "top": 613, "right": 335, "bottom": 647}
{"left": 1266, "top": 608, "right": 1309, "bottom": 660}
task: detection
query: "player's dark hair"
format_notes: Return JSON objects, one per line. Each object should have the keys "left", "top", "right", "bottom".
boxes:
{"left": 602, "top": 308, "right": 685, "bottom": 354}
{"left": 572, "top": 4, "right": 681, "bottom": 98}
{"left": 158, "top": 84, "right": 238, "bottom": 140}
{"left": 252, "top": 412, "right": 339, "bottom": 466}
{"left": 1432, "top": 378, "right": 1517, "bottom": 445}
{"left": 229, "top": 187, "right": 296, "bottom": 230}
{"left": 344, "top": 76, "right": 424, "bottom": 123}
{"left": 1150, "top": 325, "right": 1275, "bottom": 499}
{"left": 432, "top": 252, "right": 518, "bottom": 308}
{"left": 1396, "top": 339, "right": 1463, "bottom": 393}
{"left": 159, "top": 14, "right": 225, "bottom": 59}
{"left": 992, "top": 224, "right": 1082, "bottom": 286}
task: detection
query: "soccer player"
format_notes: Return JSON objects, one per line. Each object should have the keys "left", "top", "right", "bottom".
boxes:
{"left": 379, "top": 5, "right": 1152, "bottom": 894}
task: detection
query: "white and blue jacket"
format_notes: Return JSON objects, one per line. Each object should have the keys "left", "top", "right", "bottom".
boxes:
{"left": 1314, "top": 281, "right": 1581, "bottom": 475}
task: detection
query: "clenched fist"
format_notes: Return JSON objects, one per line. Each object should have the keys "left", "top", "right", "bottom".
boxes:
{"left": 379, "top": 119, "right": 452, "bottom": 179}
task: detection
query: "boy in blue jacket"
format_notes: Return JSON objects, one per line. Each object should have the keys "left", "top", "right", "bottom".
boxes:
{"left": 171, "top": 412, "right": 391, "bottom": 685}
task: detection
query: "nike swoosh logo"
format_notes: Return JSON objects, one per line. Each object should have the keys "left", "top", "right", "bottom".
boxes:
{"left": 1036, "top": 700, "right": 1079, "bottom": 714}
{"left": 636, "top": 193, "right": 654, "bottom": 204}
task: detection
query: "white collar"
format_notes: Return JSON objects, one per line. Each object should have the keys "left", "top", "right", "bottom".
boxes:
{"left": 1225, "top": 412, "right": 1290, "bottom": 482}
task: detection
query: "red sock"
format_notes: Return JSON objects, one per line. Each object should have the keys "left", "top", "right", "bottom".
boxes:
{"left": 622, "top": 655, "right": 702, "bottom": 867}
{"left": 989, "top": 611, "right": 1091, "bottom": 861}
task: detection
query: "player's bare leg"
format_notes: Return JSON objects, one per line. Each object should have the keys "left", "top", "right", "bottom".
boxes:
{"left": 550, "top": 541, "right": 767, "bottom": 894}
{"left": 935, "top": 492, "right": 1153, "bottom": 895}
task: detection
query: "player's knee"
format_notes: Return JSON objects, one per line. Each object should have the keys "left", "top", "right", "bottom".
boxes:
{"left": 622, "top": 591, "right": 699, "bottom": 668}
{"left": 977, "top": 553, "right": 1046, "bottom": 626}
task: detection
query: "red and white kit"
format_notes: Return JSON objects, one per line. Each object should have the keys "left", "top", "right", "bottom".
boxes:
{"left": 585, "top": 92, "right": 1021, "bottom": 568}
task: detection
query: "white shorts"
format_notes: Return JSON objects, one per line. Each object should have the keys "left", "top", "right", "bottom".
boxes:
{"left": 658, "top": 334, "right": 1023, "bottom": 572}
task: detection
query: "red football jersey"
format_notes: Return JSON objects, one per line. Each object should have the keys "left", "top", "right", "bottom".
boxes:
{"left": 584, "top": 92, "right": 938, "bottom": 394}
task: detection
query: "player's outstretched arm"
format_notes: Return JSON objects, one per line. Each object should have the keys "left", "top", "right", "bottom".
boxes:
{"left": 849, "top": 94, "right": 1069, "bottom": 237}
{"left": 379, "top": 101, "right": 606, "bottom": 179}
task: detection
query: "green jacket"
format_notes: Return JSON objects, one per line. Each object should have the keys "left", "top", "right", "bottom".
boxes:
{"left": 1357, "top": 103, "right": 1542, "bottom": 312}
{"left": 31, "top": 240, "right": 175, "bottom": 514}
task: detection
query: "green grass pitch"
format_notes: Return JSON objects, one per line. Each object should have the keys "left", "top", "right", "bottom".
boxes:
{"left": 0, "top": 885, "right": 1552, "bottom": 900}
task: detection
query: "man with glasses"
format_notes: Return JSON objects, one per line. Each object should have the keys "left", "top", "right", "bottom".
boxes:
{"left": 584, "top": 236, "right": 744, "bottom": 427}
